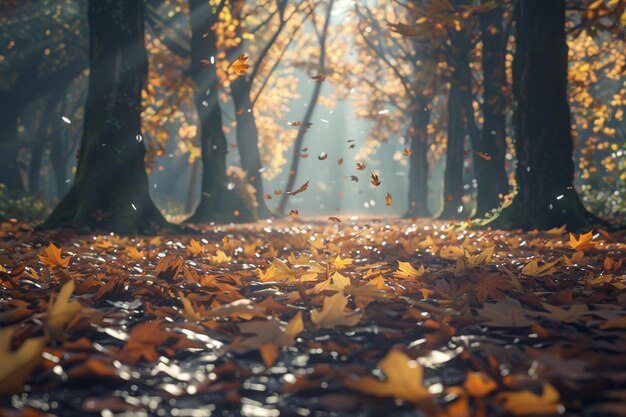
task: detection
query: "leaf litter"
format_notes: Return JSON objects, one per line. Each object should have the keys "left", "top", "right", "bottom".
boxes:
{"left": 0, "top": 219, "right": 626, "bottom": 416}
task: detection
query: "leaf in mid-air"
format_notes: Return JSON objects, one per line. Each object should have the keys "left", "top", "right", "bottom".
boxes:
{"left": 0, "top": 329, "right": 44, "bottom": 395}
{"left": 230, "top": 53, "right": 250, "bottom": 76}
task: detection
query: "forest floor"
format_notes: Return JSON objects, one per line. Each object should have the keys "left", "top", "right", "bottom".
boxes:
{"left": 1, "top": 217, "right": 626, "bottom": 417}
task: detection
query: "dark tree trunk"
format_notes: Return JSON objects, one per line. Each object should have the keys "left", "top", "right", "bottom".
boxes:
{"left": 231, "top": 79, "right": 271, "bottom": 219}
{"left": 28, "top": 93, "right": 63, "bottom": 195}
{"left": 438, "top": 84, "right": 467, "bottom": 220}
{"left": 186, "top": 0, "right": 254, "bottom": 223}
{"left": 0, "top": 100, "right": 23, "bottom": 194}
{"left": 41, "top": 0, "right": 168, "bottom": 234}
{"left": 475, "top": 1, "right": 509, "bottom": 217}
{"left": 277, "top": 0, "right": 334, "bottom": 215}
{"left": 488, "top": 0, "right": 600, "bottom": 230}
{"left": 404, "top": 105, "right": 431, "bottom": 218}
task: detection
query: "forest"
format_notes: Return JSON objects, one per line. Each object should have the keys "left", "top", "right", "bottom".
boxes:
{"left": 1, "top": 0, "right": 626, "bottom": 416}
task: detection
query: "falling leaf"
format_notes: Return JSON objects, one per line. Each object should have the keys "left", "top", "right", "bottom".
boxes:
{"left": 568, "top": 231, "right": 595, "bottom": 251}
{"left": 370, "top": 173, "right": 381, "bottom": 187}
{"left": 385, "top": 193, "right": 392, "bottom": 206}
{"left": 286, "top": 181, "right": 310, "bottom": 196}
{"left": 349, "top": 175, "right": 358, "bottom": 182}
{"left": 230, "top": 53, "right": 249, "bottom": 76}
{"left": 0, "top": 329, "right": 44, "bottom": 395}
{"left": 236, "top": 107, "right": 244, "bottom": 115}
{"left": 289, "top": 121, "right": 301, "bottom": 127}
{"left": 328, "top": 216, "right": 341, "bottom": 223}
{"left": 290, "top": 210, "right": 299, "bottom": 218}
{"left": 356, "top": 163, "right": 366, "bottom": 171}
{"left": 318, "top": 152, "right": 328, "bottom": 160}
{"left": 345, "top": 349, "right": 431, "bottom": 404}
{"left": 311, "top": 74, "right": 326, "bottom": 82}
{"left": 39, "top": 243, "right": 71, "bottom": 268}
{"left": 311, "top": 293, "right": 362, "bottom": 329}
{"left": 46, "top": 279, "right": 83, "bottom": 338}
{"left": 403, "top": 148, "right": 412, "bottom": 156}
{"left": 338, "top": 158, "right": 344, "bottom": 165}
{"left": 475, "top": 151, "right": 492, "bottom": 160}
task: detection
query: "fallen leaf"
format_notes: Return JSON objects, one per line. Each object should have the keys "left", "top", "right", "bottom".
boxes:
{"left": 345, "top": 349, "right": 431, "bottom": 404}
{"left": 495, "top": 383, "right": 561, "bottom": 415}
{"left": 311, "top": 293, "right": 362, "bottom": 329}
{"left": 39, "top": 243, "right": 71, "bottom": 268}
{"left": 569, "top": 231, "right": 595, "bottom": 251}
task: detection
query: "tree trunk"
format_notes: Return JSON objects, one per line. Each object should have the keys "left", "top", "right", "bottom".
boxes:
{"left": 487, "top": 0, "right": 600, "bottom": 230}
{"left": 405, "top": 105, "right": 431, "bottom": 218}
{"left": 41, "top": 0, "right": 169, "bottom": 234}
{"left": 231, "top": 79, "right": 271, "bottom": 219}
{"left": 475, "top": 1, "right": 509, "bottom": 217}
{"left": 438, "top": 84, "right": 467, "bottom": 220}
{"left": 185, "top": 0, "right": 252, "bottom": 224}
{"left": 28, "top": 94, "right": 62, "bottom": 195}
{"left": 277, "top": 0, "right": 334, "bottom": 215}
{"left": 0, "top": 99, "right": 23, "bottom": 194}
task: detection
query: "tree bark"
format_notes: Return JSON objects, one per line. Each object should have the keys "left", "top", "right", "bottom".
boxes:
{"left": 41, "top": 0, "right": 169, "bottom": 234}
{"left": 405, "top": 105, "right": 431, "bottom": 218}
{"left": 438, "top": 83, "right": 467, "bottom": 220}
{"left": 231, "top": 79, "right": 271, "bottom": 219}
{"left": 487, "top": 0, "right": 601, "bottom": 230}
{"left": 0, "top": 99, "right": 23, "bottom": 194}
{"left": 186, "top": 0, "right": 254, "bottom": 223}
{"left": 475, "top": 1, "right": 509, "bottom": 217}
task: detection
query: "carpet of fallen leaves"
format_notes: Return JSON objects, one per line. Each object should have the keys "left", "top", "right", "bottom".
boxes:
{"left": 1, "top": 218, "right": 626, "bottom": 417}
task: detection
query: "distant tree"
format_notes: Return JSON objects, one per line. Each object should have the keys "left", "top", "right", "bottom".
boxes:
{"left": 488, "top": 0, "right": 602, "bottom": 230}
{"left": 185, "top": 0, "right": 256, "bottom": 223}
{"left": 278, "top": 0, "right": 334, "bottom": 215}
{"left": 41, "top": 0, "right": 169, "bottom": 233}
{"left": 0, "top": 0, "right": 87, "bottom": 194}
{"left": 475, "top": 1, "right": 509, "bottom": 217}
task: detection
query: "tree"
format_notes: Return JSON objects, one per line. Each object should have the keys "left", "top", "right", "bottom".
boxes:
{"left": 487, "top": 0, "right": 600, "bottom": 230}
{"left": 186, "top": 0, "right": 255, "bottom": 223}
{"left": 277, "top": 0, "right": 334, "bottom": 215}
{"left": 475, "top": 1, "right": 509, "bottom": 217}
{"left": 41, "top": 0, "right": 169, "bottom": 234}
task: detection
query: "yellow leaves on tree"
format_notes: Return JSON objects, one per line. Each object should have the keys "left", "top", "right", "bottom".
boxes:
{"left": 346, "top": 349, "right": 431, "bottom": 404}
{"left": 39, "top": 242, "right": 72, "bottom": 268}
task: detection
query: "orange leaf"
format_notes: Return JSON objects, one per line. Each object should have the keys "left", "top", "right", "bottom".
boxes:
{"left": 230, "top": 53, "right": 249, "bottom": 76}
{"left": 39, "top": 243, "right": 71, "bottom": 268}
{"left": 356, "top": 162, "right": 366, "bottom": 171}
{"left": 403, "top": 148, "right": 412, "bottom": 156}
{"left": 286, "top": 181, "right": 309, "bottom": 196}
{"left": 475, "top": 151, "right": 492, "bottom": 160}
{"left": 385, "top": 193, "right": 392, "bottom": 206}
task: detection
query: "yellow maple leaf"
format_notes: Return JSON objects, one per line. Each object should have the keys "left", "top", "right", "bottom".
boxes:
{"left": 285, "top": 311, "right": 304, "bottom": 338}
{"left": 568, "top": 231, "right": 595, "bottom": 252}
{"left": 39, "top": 243, "right": 71, "bottom": 268}
{"left": 230, "top": 53, "right": 250, "bottom": 76}
{"left": 0, "top": 329, "right": 45, "bottom": 395}
{"left": 178, "top": 292, "right": 202, "bottom": 322}
{"left": 311, "top": 293, "right": 362, "bottom": 329}
{"left": 126, "top": 246, "right": 145, "bottom": 261}
{"left": 345, "top": 349, "right": 431, "bottom": 404}
{"left": 333, "top": 255, "right": 354, "bottom": 270}
{"left": 521, "top": 259, "right": 560, "bottom": 277}
{"left": 186, "top": 239, "right": 205, "bottom": 257}
{"left": 394, "top": 261, "right": 426, "bottom": 279}
{"left": 209, "top": 250, "right": 232, "bottom": 264}
{"left": 46, "top": 280, "right": 83, "bottom": 338}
